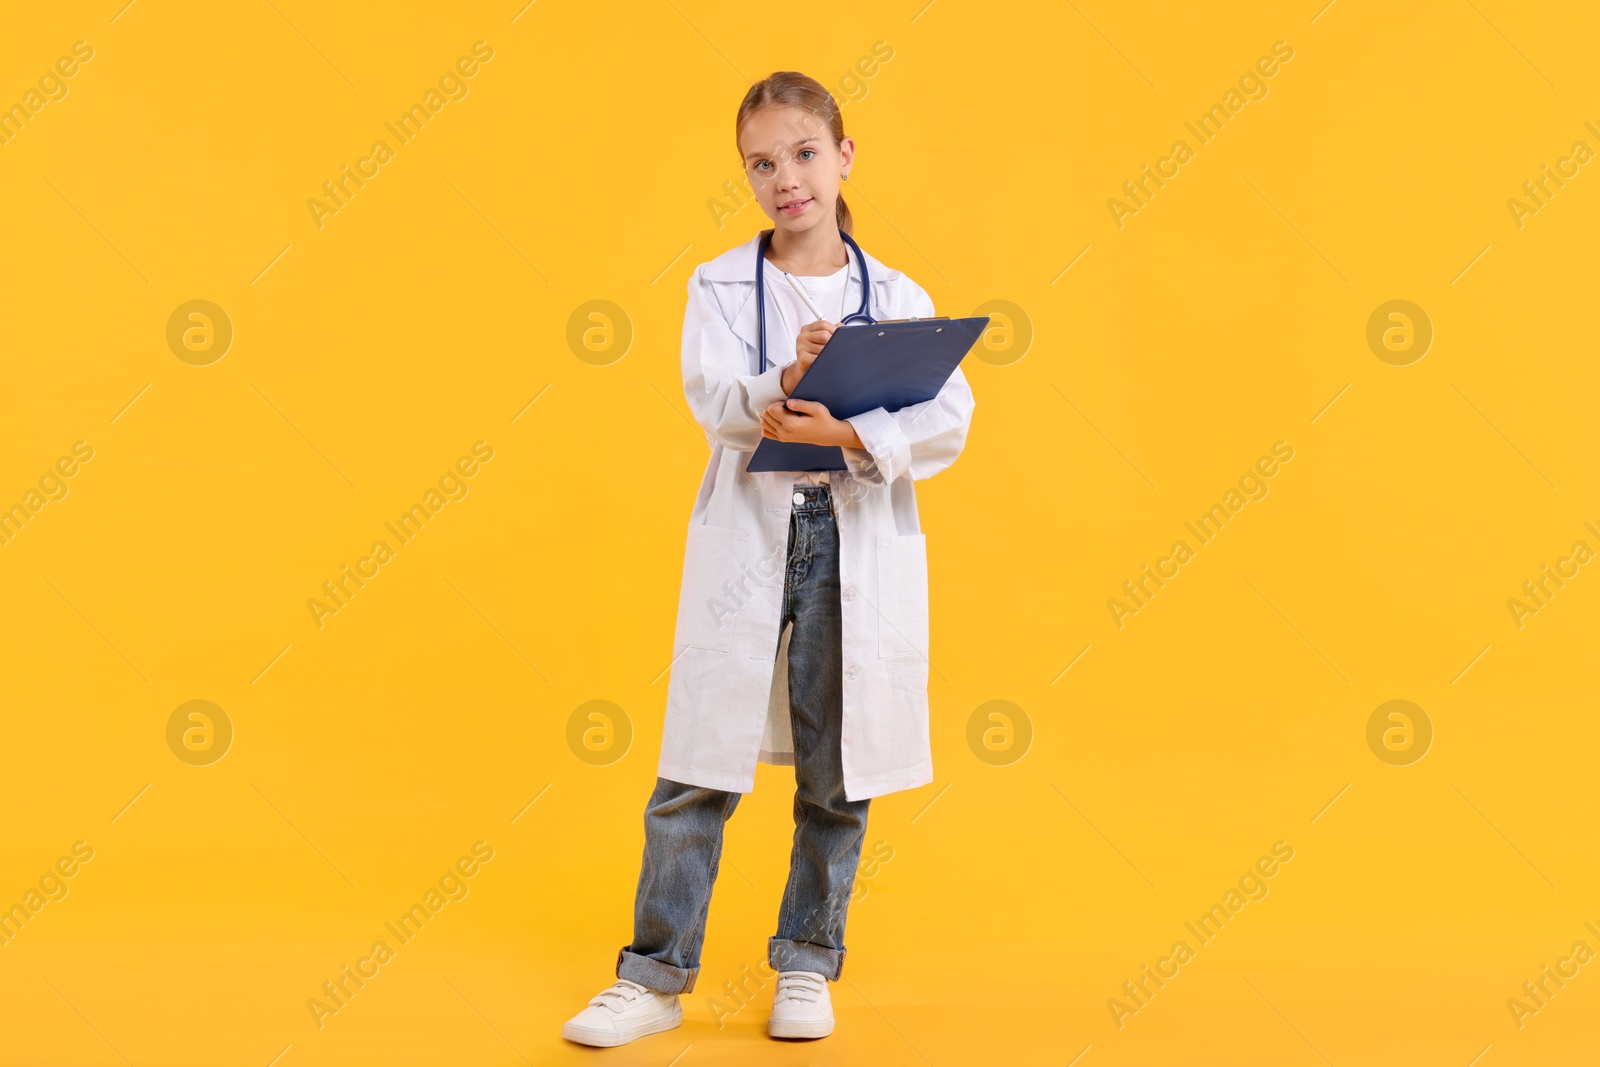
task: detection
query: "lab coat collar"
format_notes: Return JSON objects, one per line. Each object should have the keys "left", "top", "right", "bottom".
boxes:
{"left": 699, "top": 230, "right": 903, "bottom": 358}
{"left": 699, "top": 230, "right": 904, "bottom": 285}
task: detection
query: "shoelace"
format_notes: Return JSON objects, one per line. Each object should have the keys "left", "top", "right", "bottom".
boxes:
{"left": 774, "top": 971, "right": 827, "bottom": 1005}
{"left": 590, "top": 978, "right": 653, "bottom": 1011}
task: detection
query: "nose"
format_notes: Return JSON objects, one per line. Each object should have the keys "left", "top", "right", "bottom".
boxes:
{"left": 770, "top": 170, "right": 800, "bottom": 197}
{"left": 769, "top": 153, "right": 802, "bottom": 192}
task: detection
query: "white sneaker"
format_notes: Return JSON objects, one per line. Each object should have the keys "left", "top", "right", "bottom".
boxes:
{"left": 768, "top": 970, "right": 834, "bottom": 1039}
{"left": 561, "top": 978, "right": 683, "bottom": 1047}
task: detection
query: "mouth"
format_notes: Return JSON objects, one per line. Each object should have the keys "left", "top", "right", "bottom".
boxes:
{"left": 779, "top": 198, "right": 812, "bottom": 215}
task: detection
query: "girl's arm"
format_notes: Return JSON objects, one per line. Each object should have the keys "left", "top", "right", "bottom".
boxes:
{"left": 840, "top": 283, "right": 977, "bottom": 485}
{"left": 681, "top": 265, "right": 790, "bottom": 451}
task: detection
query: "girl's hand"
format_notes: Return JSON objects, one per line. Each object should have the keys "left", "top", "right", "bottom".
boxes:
{"left": 782, "top": 319, "right": 836, "bottom": 395}
{"left": 760, "top": 398, "right": 865, "bottom": 448}
{"left": 797, "top": 318, "right": 836, "bottom": 361}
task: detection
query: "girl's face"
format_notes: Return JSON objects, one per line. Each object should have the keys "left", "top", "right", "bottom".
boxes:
{"left": 738, "top": 104, "right": 853, "bottom": 235}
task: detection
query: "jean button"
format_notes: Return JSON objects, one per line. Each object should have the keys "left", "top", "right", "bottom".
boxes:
{"left": 793, "top": 491, "right": 805, "bottom": 506}
{"left": 845, "top": 664, "right": 860, "bottom": 681}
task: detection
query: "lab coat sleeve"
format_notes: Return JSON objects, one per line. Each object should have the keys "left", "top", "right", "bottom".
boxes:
{"left": 841, "top": 282, "right": 977, "bottom": 485}
{"left": 681, "top": 265, "right": 790, "bottom": 452}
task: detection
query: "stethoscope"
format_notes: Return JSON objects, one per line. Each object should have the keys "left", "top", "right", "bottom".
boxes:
{"left": 755, "top": 227, "right": 876, "bottom": 375}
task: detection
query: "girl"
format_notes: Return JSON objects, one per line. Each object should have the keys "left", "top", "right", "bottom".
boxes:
{"left": 562, "top": 70, "right": 975, "bottom": 1047}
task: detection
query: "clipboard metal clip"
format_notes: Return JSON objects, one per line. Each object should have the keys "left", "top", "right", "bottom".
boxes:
{"left": 847, "top": 315, "right": 951, "bottom": 326}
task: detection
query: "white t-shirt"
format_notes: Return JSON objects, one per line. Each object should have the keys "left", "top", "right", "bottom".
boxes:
{"left": 763, "top": 261, "right": 853, "bottom": 489}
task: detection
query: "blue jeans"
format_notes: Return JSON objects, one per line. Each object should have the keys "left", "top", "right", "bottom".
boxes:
{"left": 616, "top": 483, "right": 872, "bottom": 995}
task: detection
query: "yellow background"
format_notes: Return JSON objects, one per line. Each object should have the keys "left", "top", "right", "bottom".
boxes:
{"left": 3, "top": 1, "right": 1597, "bottom": 1064}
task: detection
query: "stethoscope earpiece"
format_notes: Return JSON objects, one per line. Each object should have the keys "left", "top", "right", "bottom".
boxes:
{"left": 756, "top": 228, "right": 875, "bottom": 375}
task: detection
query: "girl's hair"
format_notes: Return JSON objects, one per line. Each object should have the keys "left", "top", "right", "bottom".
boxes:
{"left": 736, "top": 72, "right": 853, "bottom": 236}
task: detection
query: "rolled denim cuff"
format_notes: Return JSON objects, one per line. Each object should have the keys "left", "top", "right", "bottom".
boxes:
{"left": 617, "top": 946, "right": 698, "bottom": 995}
{"left": 767, "top": 936, "right": 845, "bottom": 980}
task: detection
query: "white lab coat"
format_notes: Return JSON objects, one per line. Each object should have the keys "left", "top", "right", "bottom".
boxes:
{"left": 658, "top": 231, "right": 976, "bottom": 802}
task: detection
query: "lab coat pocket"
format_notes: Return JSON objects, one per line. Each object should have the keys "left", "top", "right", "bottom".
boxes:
{"left": 674, "top": 522, "right": 752, "bottom": 653}
{"left": 876, "top": 533, "right": 929, "bottom": 659}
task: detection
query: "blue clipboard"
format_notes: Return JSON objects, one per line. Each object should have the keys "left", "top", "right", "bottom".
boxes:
{"left": 746, "top": 315, "right": 989, "bottom": 473}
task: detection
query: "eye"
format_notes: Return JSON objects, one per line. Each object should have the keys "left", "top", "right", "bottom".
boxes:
{"left": 798, "top": 149, "right": 816, "bottom": 161}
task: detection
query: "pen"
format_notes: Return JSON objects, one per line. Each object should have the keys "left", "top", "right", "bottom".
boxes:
{"left": 781, "top": 270, "right": 827, "bottom": 323}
